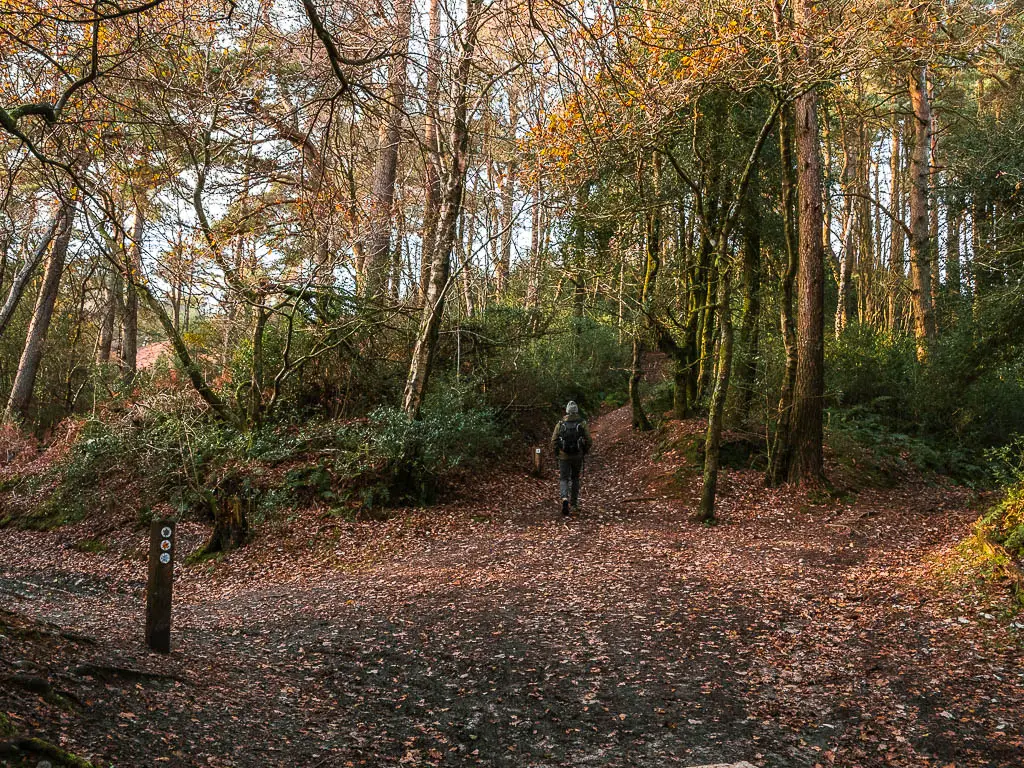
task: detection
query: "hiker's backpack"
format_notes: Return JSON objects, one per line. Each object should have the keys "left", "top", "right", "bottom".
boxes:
{"left": 558, "top": 420, "right": 586, "bottom": 456}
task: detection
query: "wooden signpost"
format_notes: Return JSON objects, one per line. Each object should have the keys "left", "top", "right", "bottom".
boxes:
{"left": 145, "top": 520, "right": 175, "bottom": 653}
{"left": 533, "top": 447, "right": 543, "bottom": 477}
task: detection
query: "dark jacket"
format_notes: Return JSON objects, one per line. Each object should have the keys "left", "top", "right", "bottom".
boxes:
{"left": 551, "top": 414, "right": 591, "bottom": 460}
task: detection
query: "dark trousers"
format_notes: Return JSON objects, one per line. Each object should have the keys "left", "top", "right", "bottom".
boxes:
{"left": 559, "top": 457, "right": 584, "bottom": 504}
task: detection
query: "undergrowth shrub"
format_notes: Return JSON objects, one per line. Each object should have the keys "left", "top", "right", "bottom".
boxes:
{"left": 643, "top": 378, "right": 676, "bottom": 419}
{"left": 25, "top": 419, "right": 127, "bottom": 527}
{"left": 826, "top": 324, "right": 918, "bottom": 430}
{"left": 976, "top": 437, "right": 1024, "bottom": 562}
{"left": 826, "top": 407, "right": 983, "bottom": 485}
{"left": 22, "top": 392, "right": 244, "bottom": 528}
{"left": 5, "top": 306, "right": 626, "bottom": 529}
{"left": 449, "top": 311, "right": 629, "bottom": 417}
{"left": 980, "top": 485, "right": 1024, "bottom": 561}
{"left": 365, "top": 385, "right": 505, "bottom": 504}
{"left": 823, "top": 323, "right": 1024, "bottom": 484}
{"left": 5, "top": 379, "right": 509, "bottom": 529}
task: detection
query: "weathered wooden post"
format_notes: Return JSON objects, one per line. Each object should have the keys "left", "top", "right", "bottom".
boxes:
{"left": 533, "top": 447, "right": 543, "bottom": 477}
{"left": 145, "top": 520, "right": 175, "bottom": 653}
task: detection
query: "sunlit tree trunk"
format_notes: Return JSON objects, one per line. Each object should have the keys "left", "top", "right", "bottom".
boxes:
{"left": 403, "top": 0, "right": 480, "bottom": 419}
{"left": 928, "top": 74, "right": 941, "bottom": 304}
{"left": 361, "top": 0, "right": 413, "bottom": 299}
{"left": 419, "top": 0, "right": 442, "bottom": 298}
{"left": 787, "top": 0, "right": 826, "bottom": 485}
{"left": 857, "top": 136, "right": 874, "bottom": 325}
{"left": 4, "top": 200, "right": 76, "bottom": 423}
{"left": 121, "top": 204, "right": 143, "bottom": 379}
{"left": 0, "top": 209, "right": 63, "bottom": 338}
{"left": 888, "top": 115, "right": 905, "bottom": 333}
{"left": 526, "top": 178, "right": 543, "bottom": 319}
{"left": 835, "top": 117, "right": 858, "bottom": 336}
{"left": 908, "top": 62, "right": 937, "bottom": 361}
{"left": 496, "top": 158, "right": 514, "bottom": 297}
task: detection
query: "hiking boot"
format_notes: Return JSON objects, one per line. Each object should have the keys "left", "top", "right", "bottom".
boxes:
{"left": 561, "top": 498, "right": 570, "bottom": 516}
{"left": 571, "top": 503, "right": 580, "bottom": 515}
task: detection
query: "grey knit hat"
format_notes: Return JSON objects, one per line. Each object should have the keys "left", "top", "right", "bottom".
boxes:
{"left": 566, "top": 401, "right": 579, "bottom": 415}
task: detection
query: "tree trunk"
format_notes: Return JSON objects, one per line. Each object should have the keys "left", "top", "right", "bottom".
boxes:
{"left": 247, "top": 306, "right": 267, "bottom": 432}
{"left": 631, "top": 168, "right": 661, "bottom": 431}
{"left": 629, "top": 338, "right": 652, "bottom": 431}
{"left": 946, "top": 209, "right": 961, "bottom": 295}
{"left": 496, "top": 159, "right": 514, "bottom": 297}
{"left": 4, "top": 201, "right": 76, "bottom": 423}
{"left": 696, "top": 258, "right": 718, "bottom": 402}
{"left": 0, "top": 210, "right": 63, "bottom": 338}
{"left": 390, "top": 208, "right": 405, "bottom": 298}
{"left": 0, "top": 233, "right": 7, "bottom": 298}
{"left": 697, "top": 263, "right": 734, "bottom": 523}
{"left": 928, "top": 73, "right": 941, "bottom": 304}
{"left": 888, "top": 114, "right": 905, "bottom": 333}
{"left": 684, "top": 231, "right": 711, "bottom": 409}
{"left": 419, "top": 0, "right": 442, "bottom": 298}
{"left": 196, "top": 475, "right": 255, "bottom": 557}
{"left": 735, "top": 178, "right": 761, "bottom": 421}
{"left": 769, "top": 104, "right": 799, "bottom": 486}
{"left": 787, "top": 28, "right": 826, "bottom": 485}
{"left": 402, "top": 0, "right": 480, "bottom": 419}
{"left": 570, "top": 185, "right": 590, "bottom": 320}
{"left": 526, "top": 178, "right": 543, "bottom": 318}
{"left": 908, "top": 62, "right": 937, "bottom": 361}
{"left": 972, "top": 199, "right": 995, "bottom": 295}
{"left": 64, "top": 267, "right": 92, "bottom": 412}
{"left": 120, "top": 206, "right": 143, "bottom": 380}
{"left": 137, "top": 280, "right": 236, "bottom": 424}
{"left": 360, "top": 0, "right": 413, "bottom": 300}
{"left": 96, "top": 269, "right": 118, "bottom": 363}
{"left": 459, "top": 180, "right": 477, "bottom": 316}
{"left": 834, "top": 118, "right": 858, "bottom": 335}
{"left": 857, "top": 136, "right": 874, "bottom": 324}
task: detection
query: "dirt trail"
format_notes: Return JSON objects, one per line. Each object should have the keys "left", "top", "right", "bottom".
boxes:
{"left": 1, "top": 406, "right": 1022, "bottom": 768}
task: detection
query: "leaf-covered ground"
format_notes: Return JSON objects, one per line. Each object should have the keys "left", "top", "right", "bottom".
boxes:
{"left": 1, "top": 406, "right": 1022, "bottom": 767}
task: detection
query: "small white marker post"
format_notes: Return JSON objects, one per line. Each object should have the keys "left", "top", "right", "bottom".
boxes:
{"left": 533, "top": 447, "right": 543, "bottom": 477}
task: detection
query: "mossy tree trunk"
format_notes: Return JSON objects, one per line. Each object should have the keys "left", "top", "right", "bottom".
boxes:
{"left": 629, "top": 338, "right": 652, "bottom": 431}
{"left": 735, "top": 177, "right": 762, "bottom": 422}
{"left": 697, "top": 268, "right": 734, "bottom": 523}
{"left": 198, "top": 477, "right": 256, "bottom": 557}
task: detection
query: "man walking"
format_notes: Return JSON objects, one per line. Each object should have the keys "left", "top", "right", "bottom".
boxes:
{"left": 551, "top": 401, "right": 591, "bottom": 515}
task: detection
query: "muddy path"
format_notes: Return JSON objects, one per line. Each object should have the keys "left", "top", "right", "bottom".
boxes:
{"left": 1, "top": 406, "right": 1022, "bottom": 767}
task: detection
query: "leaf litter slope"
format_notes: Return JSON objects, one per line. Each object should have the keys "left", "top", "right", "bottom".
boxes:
{"left": 1, "top": 406, "right": 1022, "bottom": 767}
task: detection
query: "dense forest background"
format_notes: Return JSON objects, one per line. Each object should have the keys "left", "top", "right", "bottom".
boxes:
{"left": 3, "top": 2, "right": 1024, "bottom": 766}
{"left": 1, "top": 0, "right": 1023, "bottom": 561}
